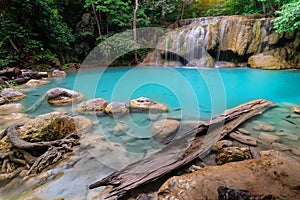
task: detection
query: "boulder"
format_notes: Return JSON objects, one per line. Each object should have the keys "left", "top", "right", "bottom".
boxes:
{"left": 215, "top": 147, "right": 253, "bottom": 165}
{"left": 45, "top": 87, "right": 84, "bottom": 106}
{"left": 186, "top": 54, "right": 214, "bottom": 68}
{"left": 77, "top": 98, "right": 108, "bottom": 115}
{"left": 18, "top": 112, "right": 91, "bottom": 142}
{"left": 229, "top": 132, "right": 257, "bottom": 146}
{"left": 158, "top": 151, "right": 300, "bottom": 200}
{"left": 105, "top": 102, "right": 129, "bottom": 117}
{"left": 0, "top": 103, "right": 23, "bottom": 115}
{"left": 258, "top": 132, "right": 281, "bottom": 143}
{"left": 0, "top": 113, "right": 30, "bottom": 130}
{"left": 215, "top": 61, "right": 238, "bottom": 68}
{"left": 130, "top": 97, "right": 168, "bottom": 113}
{"left": 152, "top": 119, "right": 180, "bottom": 144}
{"left": 0, "top": 88, "right": 26, "bottom": 102}
{"left": 52, "top": 70, "right": 67, "bottom": 77}
{"left": 248, "top": 54, "right": 292, "bottom": 70}
{"left": 25, "top": 79, "right": 48, "bottom": 86}
{"left": 112, "top": 121, "right": 130, "bottom": 134}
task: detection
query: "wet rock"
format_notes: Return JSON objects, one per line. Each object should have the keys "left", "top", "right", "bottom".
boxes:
{"left": 77, "top": 98, "right": 108, "bottom": 115}
{"left": 212, "top": 140, "right": 233, "bottom": 151}
{"left": 152, "top": 119, "right": 180, "bottom": 144}
{"left": 187, "top": 54, "right": 214, "bottom": 68}
{"left": 236, "top": 128, "right": 251, "bottom": 135}
{"left": 291, "top": 107, "right": 300, "bottom": 114}
{"left": 0, "top": 103, "right": 23, "bottom": 115}
{"left": 25, "top": 79, "right": 48, "bottom": 86}
{"left": 52, "top": 70, "right": 67, "bottom": 77}
{"left": 0, "top": 88, "right": 26, "bottom": 102}
{"left": 45, "top": 87, "right": 84, "bottom": 106}
{"left": 215, "top": 61, "right": 237, "bottom": 68}
{"left": 248, "top": 54, "right": 292, "bottom": 70}
{"left": 229, "top": 132, "right": 257, "bottom": 146}
{"left": 130, "top": 97, "right": 168, "bottom": 113}
{"left": 215, "top": 147, "right": 252, "bottom": 165}
{"left": 258, "top": 132, "right": 281, "bottom": 143}
{"left": 158, "top": 150, "right": 300, "bottom": 200}
{"left": 252, "top": 123, "right": 275, "bottom": 132}
{"left": 105, "top": 102, "right": 129, "bottom": 117}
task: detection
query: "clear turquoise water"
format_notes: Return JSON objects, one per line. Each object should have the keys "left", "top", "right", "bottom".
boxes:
{"left": 21, "top": 67, "right": 300, "bottom": 118}
{"left": 6, "top": 67, "right": 300, "bottom": 200}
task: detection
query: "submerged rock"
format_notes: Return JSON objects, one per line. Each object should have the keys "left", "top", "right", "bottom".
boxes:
{"left": 130, "top": 97, "right": 168, "bottom": 113}
{"left": 105, "top": 102, "right": 129, "bottom": 117}
{"left": 158, "top": 150, "right": 300, "bottom": 200}
{"left": 252, "top": 123, "right": 275, "bottom": 132}
{"left": 77, "top": 98, "right": 108, "bottom": 115}
{"left": 229, "top": 132, "right": 257, "bottom": 146}
{"left": 152, "top": 119, "right": 180, "bottom": 144}
{"left": 0, "top": 103, "right": 23, "bottom": 115}
{"left": 0, "top": 88, "right": 26, "bottom": 102}
{"left": 45, "top": 87, "right": 84, "bottom": 106}
{"left": 112, "top": 121, "right": 130, "bottom": 134}
{"left": 258, "top": 132, "right": 281, "bottom": 143}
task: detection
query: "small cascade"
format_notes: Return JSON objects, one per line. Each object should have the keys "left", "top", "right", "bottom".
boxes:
{"left": 146, "top": 15, "right": 298, "bottom": 68}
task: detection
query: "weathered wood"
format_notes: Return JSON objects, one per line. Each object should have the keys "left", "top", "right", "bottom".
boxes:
{"left": 0, "top": 67, "right": 21, "bottom": 79}
{"left": 5, "top": 125, "right": 79, "bottom": 151}
{"left": 89, "top": 99, "right": 275, "bottom": 198}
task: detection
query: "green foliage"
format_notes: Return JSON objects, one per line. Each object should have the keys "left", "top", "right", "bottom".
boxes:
{"left": 272, "top": 1, "right": 300, "bottom": 33}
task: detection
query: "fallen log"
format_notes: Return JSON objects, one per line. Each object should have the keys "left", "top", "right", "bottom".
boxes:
{"left": 0, "top": 67, "right": 21, "bottom": 79}
{"left": 89, "top": 99, "right": 275, "bottom": 198}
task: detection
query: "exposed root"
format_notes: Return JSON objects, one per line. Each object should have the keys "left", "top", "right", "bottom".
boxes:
{"left": 0, "top": 125, "right": 80, "bottom": 179}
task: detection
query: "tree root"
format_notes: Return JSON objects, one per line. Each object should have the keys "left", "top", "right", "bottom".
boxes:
{"left": 0, "top": 125, "right": 80, "bottom": 178}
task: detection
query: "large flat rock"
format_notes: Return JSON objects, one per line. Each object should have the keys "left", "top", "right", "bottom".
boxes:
{"left": 158, "top": 150, "right": 300, "bottom": 200}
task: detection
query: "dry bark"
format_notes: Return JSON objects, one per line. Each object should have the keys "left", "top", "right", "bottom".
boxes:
{"left": 0, "top": 125, "right": 80, "bottom": 175}
{"left": 89, "top": 99, "right": 275, "bottom": 198}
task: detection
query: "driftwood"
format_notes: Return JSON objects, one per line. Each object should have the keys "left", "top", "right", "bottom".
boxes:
{"left": 1, "top": 125, "right": 80, "bottom": 175}
{"left": 0, "top": 67, "right": 21, "bottom": 79}
{"left": 89, "top": 99, "right": 275, "bottom": 198}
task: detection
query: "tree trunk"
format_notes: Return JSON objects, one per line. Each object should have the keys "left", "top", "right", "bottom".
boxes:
{"left": 133, "top": 0, "right": 139, "bottom": 64}
{"left": 89, "top": 99, "right": 275, "bottom": 198}
{"left": 91, "top": 0, "right": 101, "bottom": 37}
